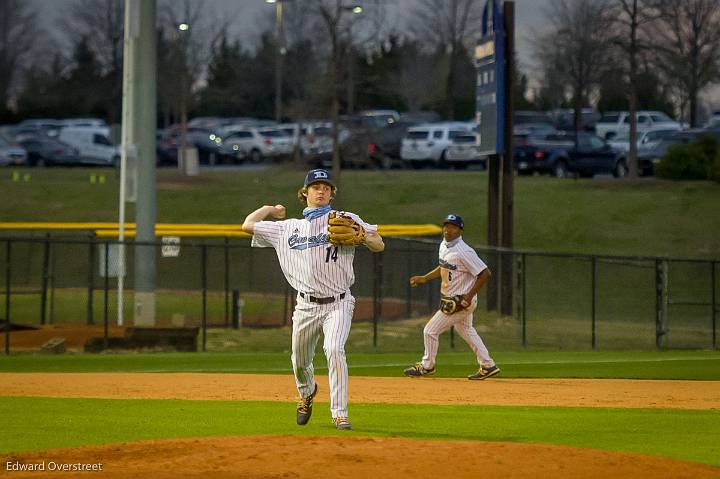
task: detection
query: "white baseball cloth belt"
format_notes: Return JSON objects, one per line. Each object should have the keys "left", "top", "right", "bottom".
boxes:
{"left": 299, "top": 292, "right": 347, "bottom": 305}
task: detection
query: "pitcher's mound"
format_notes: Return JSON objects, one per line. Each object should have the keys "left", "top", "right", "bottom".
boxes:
{"left": 3, "top": 435, "right": 719, "bottom": 479}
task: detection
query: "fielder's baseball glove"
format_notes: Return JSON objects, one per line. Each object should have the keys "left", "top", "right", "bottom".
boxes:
{"left": 328, "top": 212, "right": 366, "bottom": 246}
{"left": 440, "top": 295, "right": 469, "bottom": 315}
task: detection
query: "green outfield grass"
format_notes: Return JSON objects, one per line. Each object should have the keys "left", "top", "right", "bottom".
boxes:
{"left": 1, "top": 167, "right": 719, "bottom": 258}
{"left": 1, "top": 397, "right": 718, "bottom": 466}
{"left": 1, "top": 351, "right": 719, "bottom": 379}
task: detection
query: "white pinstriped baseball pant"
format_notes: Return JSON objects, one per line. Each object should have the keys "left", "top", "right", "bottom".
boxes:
{"left": 291, "top": 294, "right": 354, "bottom": 418}
{"left": 421, "top": 299, "right": 495, "bottom": 370}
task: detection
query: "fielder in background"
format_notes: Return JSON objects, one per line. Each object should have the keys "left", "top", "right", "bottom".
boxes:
{"left": 241, "top": 169, "right": 385, "bottom": 430}
{"left": 404, "top": 214, "right": 500, "bottom": 380}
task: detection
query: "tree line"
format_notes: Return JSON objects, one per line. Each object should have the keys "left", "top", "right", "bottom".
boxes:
{"left": 1, "top": 0, "right": 719, "bottom": 133}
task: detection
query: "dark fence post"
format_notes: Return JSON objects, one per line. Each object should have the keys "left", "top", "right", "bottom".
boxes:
{"left": 201, "top": 244, "right": 207, "bottom": 352}
{"left": 372, "top": 253, "right": 380, "bottom": 351}
{"left": 40, "top": 233, "right": 50, "bottom": 325}
{"left": 486, "top": 249, "right": 499, "bottom": 312}
{"left": 231, "top": 289, "right": 240, "bottom": 329}
{"left": 103, "top": 241, "right": 109, "bottom": 351}
{"left": 283, "top": 284, "right": 290, "bottom": 326}
{"left": 521, "top": 253, "right": 527, "bottom": 349}
{"left": 406, "top": 242, "right": 412, "bottom": 318}
{"left": 87, "top": 234, "right": 96, "bottom": 325}
{"left": 712, "top": 261, "right": 717, "bottom": 350}
{"left": 591, "top": 256, "right": 597, "bottom": 351}
{"left": 500, "top": 251, "right": 514, "bottom": 317}
{"left": 5, "top": 240, "right": 11, "bottom": 355}
{"left": 500, "top": 0, "right": 515, "bottom": 318}
{"left": 224, "top": 238, "right": 230, "bottom": 327}
{"left": 49, "top": 243, "right": 56, "bottom": 324}
{"left": 655, "top": 258, "right": 666, "bottom": 349}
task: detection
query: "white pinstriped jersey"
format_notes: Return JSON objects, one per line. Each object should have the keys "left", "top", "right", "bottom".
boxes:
{"left": 252, "top": 210, "right": 377, "bottom": 295}
{"left": 439, "top": 237, "right": 487, "bottom": 297}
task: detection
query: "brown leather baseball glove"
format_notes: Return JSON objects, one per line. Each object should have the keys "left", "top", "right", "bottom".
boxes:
{"left": 328, "top": 212, "right": 366, "bottom": 246}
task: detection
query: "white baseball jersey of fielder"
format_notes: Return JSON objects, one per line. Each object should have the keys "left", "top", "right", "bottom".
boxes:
{"left": 438, "top": 236, "right": 488, "bottom": 297}
{"left": 420, "top": 236, "right": 496, "bottom": 370}
{"left": 251, "top": 210, "right": 377, "bottom": 419}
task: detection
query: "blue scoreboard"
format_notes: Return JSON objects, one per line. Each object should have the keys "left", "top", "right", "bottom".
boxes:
{"left": 475, "top": 0, "right": 505, "bottom": 156}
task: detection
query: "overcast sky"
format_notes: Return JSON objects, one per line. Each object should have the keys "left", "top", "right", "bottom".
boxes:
{"left": 33, "top": 0, "right": 547, "bottom": 69}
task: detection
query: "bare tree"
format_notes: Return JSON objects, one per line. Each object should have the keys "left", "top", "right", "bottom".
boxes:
{"left": 304, "top": 0, "right": 384, "bottom": 181}
{"left": 62, "top": 0, "right": 124, "bottom": 123}
{"left": 0, "top": 0, "right": 41, "bottom": 115}
{"left": 393, "top": 43, "right": 437, "bottom": 112}
{"left": 648, "top": 0, "right": 720, "bottom": 127}
{"left": 536, "top": 0, "right": 614, "bottom": 135}
{"left": 157, "top": 0, "right": 230, "bottom": 159}
{"left": 610, "top": 0, "right": 657, "bottom": 178}
{"left": 409, "top": 0, "right": 482, "bottom": 119}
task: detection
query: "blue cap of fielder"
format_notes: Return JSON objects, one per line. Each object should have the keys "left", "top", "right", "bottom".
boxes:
{"left": 443, "top": 214, "right": 464, "bottom": 229}
{"left": 304, "top": 168, "right": 335, "bottom": 187}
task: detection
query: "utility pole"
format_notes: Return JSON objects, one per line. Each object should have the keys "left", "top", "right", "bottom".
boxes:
{"left": 500, "top": 1, "right": 515, "bottom": 316}
{"left": 121, "top": 0, "right": 157, "bottom": 327}
{"left": 274, "top": 0, "right": 284, "bottom": 122}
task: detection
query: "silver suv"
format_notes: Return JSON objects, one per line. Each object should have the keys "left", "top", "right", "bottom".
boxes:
{"left": 219, "top": 127, "right": 294, "bottom": 163}
{"left": 400, "top": 122, "right": 475, "bottom": 168}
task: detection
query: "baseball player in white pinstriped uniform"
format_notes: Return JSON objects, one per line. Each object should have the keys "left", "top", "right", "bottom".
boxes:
{"left": 241, "top": 169, "right": 384, "bottom": 430}
{"left": 404, "top": 214, "right": 500, "bottom": 380}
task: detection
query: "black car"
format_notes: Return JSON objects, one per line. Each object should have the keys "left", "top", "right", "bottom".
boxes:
{"left": 16, "top": 135, "right": 80, "bottom": 166}
{"left": 514, "top": 133, "right": 627, "bottom": 178}
{"left": 165, "top": 127, "right": 222, "bottom": 164}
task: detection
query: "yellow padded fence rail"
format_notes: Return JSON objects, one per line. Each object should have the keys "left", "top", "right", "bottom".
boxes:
{"left": 0, "top": 222, "right": 442, "bottom": 238}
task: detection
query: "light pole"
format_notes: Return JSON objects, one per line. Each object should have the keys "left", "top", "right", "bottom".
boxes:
{"left": 327, "top": 3, "right": 364, "bottom": 181}
{"left": 176, "top": 22, "right": 189, "bottom": 170}
{"left": 267, "top": 0, "right": 289, "bottom": 122}
{"left": 345, "top": 5, "right": 363, "bottom": 115}
{"left": 121, "top": 0, "right": 158, "bottom": 327}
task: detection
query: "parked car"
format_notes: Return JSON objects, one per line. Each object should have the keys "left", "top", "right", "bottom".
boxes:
{"left": 278, "top": 121, "right": 348, "bottom": 159}
{"left": 59, "top": 118, "right": 107, "bottom": 128}
{"left": 607, "top": 129, "right": 677, "bottom": 154}
{"left": 16, "top": 135, "right": 80, "bottom": 166}
{"left": 16, "top": 118, "right": 64, "bottom": 133}
{"left": 514, "top": 132, "right": 627, "bottom": 178}
{"left": 513, "top": 111, "right": 557, "bottom": 136}
{"left": 637, "top": 129, "right": 720, "bottom": 176}
{"left": 218, "top": 126, "right": 294, "bottom": 163}
{"left": 12, "top": 119, "right": 64, "bottom": 138}
{"left": 358, "top": 109, "right": 400, "bottom": 128}
{"left": 364, "top": 120, "right": 416, "bottom": 169}
{"left": 551, "top": 108, "right": 601, "bottom": 132}
{"left": 156, "top": 129, "right": 178, "bottom": 165}
{"left": 594, "top": 111, "right": 681, "bottom": 140}
{"left": 703, "top": 112, "right": 720, "bottom": 129}
{"left": 165, "top": 127, "right": 224, "bottom": 164}
{"left": 399, "top": 111, "right": 442, "bottom": 124}
{"left": 400, "top": 122, "right": 475, "bottom": 168}
{"left": 57, "top": 126, "right": 119, "bottom": 166}
{"left": 0, "top": 137, "right": 27, "bottom": 166}
{"left": 445, "top": 133, "right": 486, "bottom": 169}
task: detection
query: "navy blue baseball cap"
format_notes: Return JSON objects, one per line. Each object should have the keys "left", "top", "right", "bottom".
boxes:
{"left": 443, "top": 214, "right": 464, "bottom": 229}
{"left": 304, "top": 169, "right": 335, "bottom": 187}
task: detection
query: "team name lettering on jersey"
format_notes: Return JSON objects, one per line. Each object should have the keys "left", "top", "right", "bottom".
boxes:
{"left": 288, "top": 230, "right": 330, "bottom": 250}
{"left": 439, "top": 258, "right": 458, "bottom": 270}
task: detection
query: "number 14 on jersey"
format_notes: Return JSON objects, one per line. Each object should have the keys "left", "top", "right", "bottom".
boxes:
{"left": 325, "top": 246, "right": 339, "bottom": 263}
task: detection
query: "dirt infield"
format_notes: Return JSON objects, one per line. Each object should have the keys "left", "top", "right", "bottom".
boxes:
{"left": 2, "top": 373, "right": 720, "bottom": 409}
{"left": 1, "top": 373, "right": 719, "bottom": 478}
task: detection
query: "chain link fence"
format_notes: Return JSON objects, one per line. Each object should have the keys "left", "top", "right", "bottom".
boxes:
{"left": 1, "top": 235, "right": 717, "bottom": 354}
